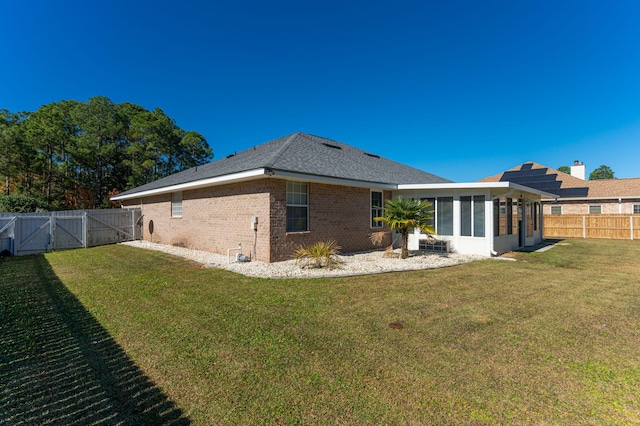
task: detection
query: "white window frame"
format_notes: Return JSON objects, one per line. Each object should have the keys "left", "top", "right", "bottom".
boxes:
{"left": 550, "top": 205, "right": 562, "bottom": 215}
{"left": 371, "top": 190, "right": 384, "bottom": 228}
{"left": 171, "top": 191, "right": 182, "bottom": 218}
{"left": 461, "top": 195, "right": 485, "bottom": 238}
{"left": 436, "top": 197, "right": 454, "bottom": 236}
{"left": 286, "top": 181, "right": 309, "bottom": 232}
{"left": 589, "top": 205, "right": 602, "bottom": 215}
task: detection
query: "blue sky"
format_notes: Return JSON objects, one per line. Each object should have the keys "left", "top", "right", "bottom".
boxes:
{"left": 2, "top": 0, "right": 639, "bottom": 182}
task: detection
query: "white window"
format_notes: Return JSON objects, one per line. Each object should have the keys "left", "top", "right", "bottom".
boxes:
{"left": 551, "top": 205, "right": 562, "bottom": 215}
{"left": 436, "top": 197, "right": 454, "bottom": 236}
{"left": 461, "top": 195, "right": 485, "bottom": 237}
{"left": 634, "top": 204, "right": 640, "bottom": 214}
{"left": 286, "top": 181, "right": 308, "bottom": 232}
{"left": 371, "top": 191, "right": 384, "bottom": 228}
{"left": 589, "top": 205, "right": 602, "bottom": 214}
{"left": 171, "top": 192, "right": 182, "bottom": 217}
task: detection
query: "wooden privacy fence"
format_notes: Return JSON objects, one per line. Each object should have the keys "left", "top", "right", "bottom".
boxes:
{"left": 544, "top": 214, "right": 640, "bottom": 240}
{"left": 0, "top": 208, "right": 142, "bottom": 256}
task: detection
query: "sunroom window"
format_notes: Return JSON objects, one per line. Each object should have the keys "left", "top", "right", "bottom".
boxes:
{"left": 461, "top": 195, "right": 485, "bottom": 237}
{"left": 436, "top": 197, "right": 454, "bottom": 236}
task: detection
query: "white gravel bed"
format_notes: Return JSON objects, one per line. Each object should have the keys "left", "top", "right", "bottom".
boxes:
{"left": 121, "top": 240, "right": 486, "bottom": 278}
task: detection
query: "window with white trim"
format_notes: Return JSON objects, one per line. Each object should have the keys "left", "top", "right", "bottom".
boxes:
{"left": 371, "top": 191, "right": 384, "bottom": 228}
{"left": 171, "top": 192, "right": 182, "bottom": 217}
{"left": 634, "top": 204, "right": 640, "bottom": 214}
{"left": 551, "top": 205, "right": 562, "bottom": 215}
{"left": 286, "top": 181, "right": 308, "bottom": 232}
{"left": 461, "top": 195, "right": 485, "bottom": 237}
{"left": 436, "top": 197, "right": 454, "bottom": 236}
{"left": 589, "top": 205, "right": 602, "bottom": 214}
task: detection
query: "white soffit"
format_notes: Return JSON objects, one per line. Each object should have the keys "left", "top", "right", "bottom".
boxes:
{"left": 397, "top": 182, "right": 557, "bottom": 198}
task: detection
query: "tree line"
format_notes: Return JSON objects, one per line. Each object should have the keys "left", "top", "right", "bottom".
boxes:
{"left": 0, "top": 96, "right": 212, "bottom": 210}
{"left": 557, "top": 164, "right": 615, "bottom": 180}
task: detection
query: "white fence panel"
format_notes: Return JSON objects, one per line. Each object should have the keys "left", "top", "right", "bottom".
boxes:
{"left": 53, "top": 216, "right": 86, "bottom": 250}
{"left": 15, "top": 216, "right": 51, "bottom": 256}
{"left": 0, "top": 208, "right": 141, "bottom": 256}
{"left": 0, "top": 217, "right": 16, "bottom": 254}
{"left": 87, "top": 210, "right": 138, "bottom": 247}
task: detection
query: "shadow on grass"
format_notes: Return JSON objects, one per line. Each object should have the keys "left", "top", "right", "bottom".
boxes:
{"left": 0, "top": 255, "right": 190, "bottom": 425}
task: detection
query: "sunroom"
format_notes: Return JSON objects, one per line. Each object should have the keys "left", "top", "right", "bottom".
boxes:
{"left": 394, "top": 182, "right": 557, "bottom": 256}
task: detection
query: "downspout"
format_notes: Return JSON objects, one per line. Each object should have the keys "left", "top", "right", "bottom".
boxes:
{"left": 489, "top": 188, "right": 516, "bottom": 256}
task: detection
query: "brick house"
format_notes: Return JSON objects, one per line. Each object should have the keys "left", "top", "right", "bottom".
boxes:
{"left": 112, "top": 133, "right": 552, "bottom": 262}
{"left": 480, "top": 161, "right": 640, "bottom": 216}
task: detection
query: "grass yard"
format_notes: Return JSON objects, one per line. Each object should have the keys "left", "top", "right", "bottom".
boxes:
{"left": 1, "top": 239, "right": 640, "bottom": 424}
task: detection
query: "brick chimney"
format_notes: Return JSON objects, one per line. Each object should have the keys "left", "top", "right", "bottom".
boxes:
{"left": 570, "top": 160, "right": 586, "bottom": 180}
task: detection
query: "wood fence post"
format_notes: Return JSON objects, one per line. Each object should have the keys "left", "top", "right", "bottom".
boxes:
{"left": 632, "top": 216, "right": 634, "bottom": 241}
{"left": 582, "top": 215, "right": 586, "bottom": 239}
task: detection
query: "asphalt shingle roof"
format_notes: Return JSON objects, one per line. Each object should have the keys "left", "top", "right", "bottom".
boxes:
{"left": 117, "top": 132, "right": 452, "bottom": 197}
{"left": 480, "top": 162, "right": 640, "bottom": 199}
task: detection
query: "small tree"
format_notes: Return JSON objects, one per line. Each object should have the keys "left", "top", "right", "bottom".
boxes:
{"left": 557, "top": 166, "right": 571, "bottom": 174}
{"left": 589, "top": 165, "right": 615, "bottom": 180}
{"left": 375, "top": 197, "right": 434, "bottom": 259}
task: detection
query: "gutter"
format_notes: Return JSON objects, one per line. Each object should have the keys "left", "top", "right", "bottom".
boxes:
{"left": 111, "top": 168, "right": 397, "bottom": 201}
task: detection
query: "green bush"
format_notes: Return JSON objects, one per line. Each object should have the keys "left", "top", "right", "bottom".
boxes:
{"left": 293, "top": 239, "right": 342, "bottom": 269}
{"left": 0, "top": 195, "right": 49, "bottom": 213}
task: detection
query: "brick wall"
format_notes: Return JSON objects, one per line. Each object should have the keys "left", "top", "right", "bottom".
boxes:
{"left": 543, "top": 199, "right": 640, "bottom": 215}
{"left": 122, "top": 178, "right": 392, "bottom": 263}
{"left": 269, "top": 181, "right": 392, "bottom": 262}
{"left": 123, "top": 179, "right": 273, "bottom": 262}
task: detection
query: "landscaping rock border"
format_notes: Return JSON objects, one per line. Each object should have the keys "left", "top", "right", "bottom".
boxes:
{"left": 121, "top": 241, "right": 486, "bottom": 278}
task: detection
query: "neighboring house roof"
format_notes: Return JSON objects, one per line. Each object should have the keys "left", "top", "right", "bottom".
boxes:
{"left": 113, "top": 132, "right": 452, "bottom": 200}
{"left": 480, "top": 162, "right": 640, "bottom": 200}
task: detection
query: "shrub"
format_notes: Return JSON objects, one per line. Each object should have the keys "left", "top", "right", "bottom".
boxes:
{"left": 0, "top": 195, "right": 49, "bottom": 213}
{"left": 293, "top": 240, "right": 342, "bottom": 269}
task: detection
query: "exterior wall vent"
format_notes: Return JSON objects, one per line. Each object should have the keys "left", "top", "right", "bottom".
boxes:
{"left": 323, "top": 143, "right": 342, "bottom": 150}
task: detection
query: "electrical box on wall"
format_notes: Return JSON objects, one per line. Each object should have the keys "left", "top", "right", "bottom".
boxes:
{"left": 251, "top": 217, "right": 258, "bottom": 230}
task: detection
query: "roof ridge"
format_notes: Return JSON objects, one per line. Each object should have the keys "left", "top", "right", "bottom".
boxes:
{"left": 264, "top": 132, "right": 301, "bottom": 168}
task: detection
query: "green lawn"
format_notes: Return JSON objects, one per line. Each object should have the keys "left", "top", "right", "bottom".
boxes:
{"left": 2, "top": 239, "right": 640, "bottom": 424}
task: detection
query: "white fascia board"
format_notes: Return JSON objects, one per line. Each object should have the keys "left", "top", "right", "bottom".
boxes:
{"left": 397, "top": 181, "right": 557, "bottom": 198}
{"left": 110, "top": 168, "right": 397, "bottom": 201}
{"left": 110, "top": 168, "right": 268, "bottom": 201}
{"left": 269, "top": 170, "right": 397, "bottom": 190}
{"left": 398, "top": 182, "right": 511, "bottom": 190}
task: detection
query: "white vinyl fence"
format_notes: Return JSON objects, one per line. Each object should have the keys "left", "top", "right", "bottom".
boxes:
{"left": 0, "top": 208, "right": 142, "bottom": 256}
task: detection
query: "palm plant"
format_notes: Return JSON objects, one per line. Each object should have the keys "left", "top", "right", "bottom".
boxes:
{"left": 375, "top": 196, "right": 435, "bottom": 259}
{"left": 293, "top": 239, "right": 342, "bottom": 269}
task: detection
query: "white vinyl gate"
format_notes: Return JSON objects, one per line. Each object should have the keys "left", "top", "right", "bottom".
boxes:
{"left": 0, "top": 209, "right": 142, "bottom": 256}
